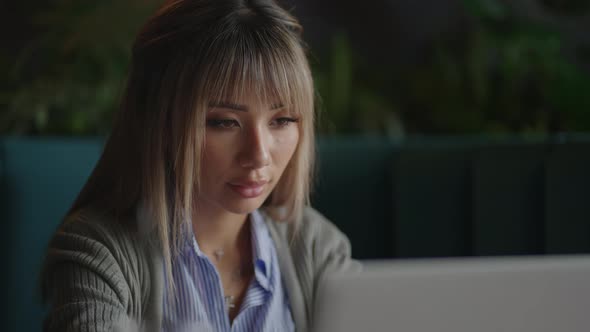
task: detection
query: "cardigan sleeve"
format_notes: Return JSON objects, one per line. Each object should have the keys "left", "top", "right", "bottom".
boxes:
{"left": 40, "top": 212, "right": 147, "bottom": 332}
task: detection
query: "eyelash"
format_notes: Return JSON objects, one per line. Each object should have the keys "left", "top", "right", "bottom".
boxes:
{"left": 207, "top": 119, "right": 240, "bottom": 130}
{"left": 273, "top": 117, "right": 300, "bottom": 127}
{"left": 206, "top": 117, "right": 300, "bottom": 130}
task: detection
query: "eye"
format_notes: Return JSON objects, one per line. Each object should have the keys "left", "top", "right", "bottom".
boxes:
{"left": 271, "top": 117, "right": 299, "bottom": 128}
{"left": 206, "top": 119, "right": 240, "bottom": 129}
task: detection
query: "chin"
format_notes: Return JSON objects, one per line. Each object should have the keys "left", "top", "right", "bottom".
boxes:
{"left": 221, "top": 198, "right": 267, "bottom": 215}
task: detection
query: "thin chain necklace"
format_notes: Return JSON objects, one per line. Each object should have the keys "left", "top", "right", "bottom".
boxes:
{"left": 212, "top": 249, "right": 253, "bottom": 312}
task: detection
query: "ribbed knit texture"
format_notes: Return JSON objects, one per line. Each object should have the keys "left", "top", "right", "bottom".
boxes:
{"left": 40, "top": 207, "right": 360, "bottom": 332}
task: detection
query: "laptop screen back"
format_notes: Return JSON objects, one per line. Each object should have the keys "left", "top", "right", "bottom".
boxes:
{"left": 312, "top": 256, "right": 590, "bottom": 332}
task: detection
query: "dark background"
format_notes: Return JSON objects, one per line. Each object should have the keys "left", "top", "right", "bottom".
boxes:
{"left": 2, "top": 0, "right": 590, "bottom": 137}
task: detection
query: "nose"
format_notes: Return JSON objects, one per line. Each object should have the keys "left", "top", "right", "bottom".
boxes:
{"left": 238, "top": 124, "right": 271, "bottom": 169}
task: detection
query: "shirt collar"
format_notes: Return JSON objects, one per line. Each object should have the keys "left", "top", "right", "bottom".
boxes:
{"left": 250, "top": 209, "right": 273, "bottom": 292}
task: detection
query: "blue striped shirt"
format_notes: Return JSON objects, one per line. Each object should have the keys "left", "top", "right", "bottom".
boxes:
{"left": 162, "top": 210, "right": 295, "bottom": 331}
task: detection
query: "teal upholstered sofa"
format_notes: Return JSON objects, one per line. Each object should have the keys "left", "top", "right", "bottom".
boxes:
{"left": 2, "top": 135, "right": 589, "bottom": 331}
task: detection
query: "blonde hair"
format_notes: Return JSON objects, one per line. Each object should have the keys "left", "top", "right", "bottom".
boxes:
{"left": 69, "top": 0, "right": 315, "bottom": 298}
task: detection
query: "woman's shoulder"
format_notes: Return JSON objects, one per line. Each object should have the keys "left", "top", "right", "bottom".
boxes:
{"left": 44, "top": 207, "right": 155, "bottom": 274}
{"left": 298, "top": 206, "right": 349, "bottom": 244}
{"left": 48, "top": 208, "right": 152, "bottom": 267}
{"left": 262, "top": 206, "right": 350, "bottom": 248}
{"left": 261, "top": 206, "right": 356, "bottom": 267}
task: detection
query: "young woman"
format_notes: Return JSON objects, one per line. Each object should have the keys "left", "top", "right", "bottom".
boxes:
{"left": 40, "top": 0, "right": 359, "bottom": 331}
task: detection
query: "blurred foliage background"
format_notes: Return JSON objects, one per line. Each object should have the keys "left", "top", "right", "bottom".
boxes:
{"left": 1, "top": 0, "right": 589, "bottom": 137}
{"left": 1, "top": 0, "right": 161, "bottom": 136}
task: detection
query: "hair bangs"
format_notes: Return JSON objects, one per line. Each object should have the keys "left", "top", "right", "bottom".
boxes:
{"left": 199, "top": 27, "right": 310, "bottom": 116}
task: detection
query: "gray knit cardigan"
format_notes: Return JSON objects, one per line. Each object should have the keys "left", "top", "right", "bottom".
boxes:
{"left": 40, "top": 206, "right": 360, "bottom": 332}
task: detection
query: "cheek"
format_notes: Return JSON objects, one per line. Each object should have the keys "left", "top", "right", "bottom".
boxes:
{"left": 274, "top": 128, "right": 300, "bottom": 164}
{"left": 201, "top": 137, "right": 232, "bottom": 177}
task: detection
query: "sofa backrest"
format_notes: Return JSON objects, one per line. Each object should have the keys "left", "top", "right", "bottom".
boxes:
{"left": 2, "top": 135, "right": 589, "bottom": 331}
{"left": 1, "top": 138, "right": 103, "bottom": 332}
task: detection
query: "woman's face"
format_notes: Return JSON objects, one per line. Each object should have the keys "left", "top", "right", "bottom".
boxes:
{"left": 195, "top": 94, "right": 300, "bottom": 216}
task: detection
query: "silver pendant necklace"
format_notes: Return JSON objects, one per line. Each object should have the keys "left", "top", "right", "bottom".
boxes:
{"left": 213, "top": 249, "right": 224, "bottom": 262}
{"left": 212, "top": 248, "right": 251, "bottom": 312}
{"left": 224, "top": 295, "right": 236, "bottom": 311}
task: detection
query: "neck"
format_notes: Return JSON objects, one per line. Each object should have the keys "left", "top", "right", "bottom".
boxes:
{"left": 191, "top": 202, "right": 251, "bottom": 254}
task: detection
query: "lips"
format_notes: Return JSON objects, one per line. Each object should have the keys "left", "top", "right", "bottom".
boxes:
{"left": 228, "top": 179, "right": 269, "bottom": 198}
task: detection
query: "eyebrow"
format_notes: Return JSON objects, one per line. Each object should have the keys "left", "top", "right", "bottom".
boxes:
{"left": 208, "top": 102, "right": 285, "bottom": 112}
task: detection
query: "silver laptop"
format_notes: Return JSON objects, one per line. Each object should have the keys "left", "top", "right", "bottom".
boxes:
{"left": 312, "top": 255, "right": 590, "bottom": 332}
